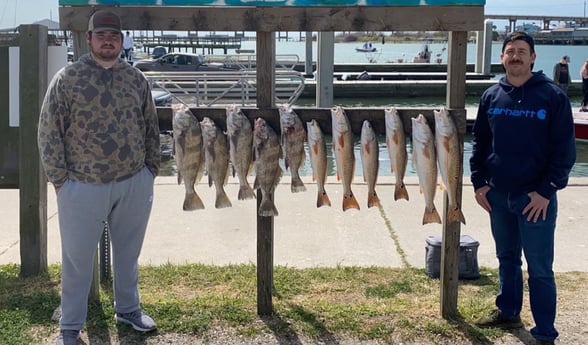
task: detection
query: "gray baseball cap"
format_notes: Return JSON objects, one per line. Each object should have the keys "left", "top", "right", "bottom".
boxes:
{"left": 88, "top": 10, "right": 122, "bottom": 33}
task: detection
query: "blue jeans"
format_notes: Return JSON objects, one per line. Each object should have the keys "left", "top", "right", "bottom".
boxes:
{"left": 486, "top": 189, "right": 559, "bottom": 342}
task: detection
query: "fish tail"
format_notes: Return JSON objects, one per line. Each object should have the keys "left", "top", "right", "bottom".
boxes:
{"left": 215, "top": 188, "right": 232, "bottom": 209}
{"left": 342, "top": 192, "right": 360, "bottom": 211}
{"left": 317, "top": 191, "right": 331, "bottom": 208}
{"left": 183, "top": 192, "right": 205, "bottom": 211}
{"left": 394, "top": 183, "right": 409, "bottom": 201}
{"left": 259, "top": 198, "right": 279, "bottom": 217}
{"left": 291, "top": 175, "right": 306, "bottom": 193}
{"left": 367, "top": 191, "right": 381, "bottom": 208}
{"left": 423, "top": 206, "right": 442, "bottom": 225}
{"left": 448, "top": 207, "right": 467, "bottom": 225}
{"left": 238, "top": 184, "right": 256, "bottom": 200}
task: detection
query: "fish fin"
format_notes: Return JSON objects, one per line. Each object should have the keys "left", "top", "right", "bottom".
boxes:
{"left": 439, "top": 182, "right": 446, "bottom": 191}
{"left": 177, "top": 171, "right": 183, "bottom": 185}
{"left": 231, "top": 163, "right": 236, "bottom": 178}
{"left": 343, "top": 192, "right": 360, "bottom": 211}
{"left": 183, "top": 192, "right": 205, "bottom": 211}
{"left": 284, "top": 157, "right": 290, "bottom": 170}
{"left": 208, "top": 174, "right": 213, "bottom": 187}
{"left": 312, "top": 173, "right": 316, "bottom": 182}
{"left": 317, "top": 191, "right": 331, "bottom": 208}
{"left": 423, "top": 206, "right": 442, "bottom": 225}
{"left": 336, "top": 171, "right": 341, "bottom": 181}
{"left": 253, "top": 176, "right": 259, "bottom": 190}
{"left": 367, "top": 191, "right": 381, "bottom": 208}
{"left": 238, "top": 184, "right": 256, "bottom": 200}
{"left": 259, "top": 197, "right": 278, "bottom": 217}
{"left": 291, "top": 175, "right": 306, "bottom": 193}
{"left": 394, "top": 183, "right": 409, "bottom": 201}
{"left": 448, "top": 207, "right": 467, "bottom": 225}
{"left": 215, "top": 188, "right": 232, "bottom": 209}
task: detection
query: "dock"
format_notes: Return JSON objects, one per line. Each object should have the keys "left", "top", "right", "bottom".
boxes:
{"left": 139, "top": 34, "right": 243, "bottom": 55}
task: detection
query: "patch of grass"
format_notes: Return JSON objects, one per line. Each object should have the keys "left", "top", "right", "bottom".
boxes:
{"left": 1, "top": 263, "right": 586, "bottom": 344}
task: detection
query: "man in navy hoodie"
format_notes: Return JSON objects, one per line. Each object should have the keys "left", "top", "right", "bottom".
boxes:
{"left": 470, "top": 31, "right": 576, "bottom": 345}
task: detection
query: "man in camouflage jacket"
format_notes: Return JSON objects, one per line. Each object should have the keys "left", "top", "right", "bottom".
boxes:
{"left": 37, "top": 10, "right": 160, "bottom": 345}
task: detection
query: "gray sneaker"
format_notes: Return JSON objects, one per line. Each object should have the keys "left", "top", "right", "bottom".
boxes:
{"left": 115, "top": 309, "right": 157, "bottom": 332}
{"left": 55, "top": 330, "right": 79, "bottom": 345}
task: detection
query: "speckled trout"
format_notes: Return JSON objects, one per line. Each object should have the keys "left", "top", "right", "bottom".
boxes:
{"left": 385, "top": 107, "right": 409, "bottom": 201}
{"left": 253, "top": 118, "right": 282, "bottom": 217}
{"left": 331, "top": 106, "right": 360, "bottom": 211}
{"left": 360, "top": 120, "right": 380, "bottom": 208}
{"left": 306, "top": 119, "right": 331, "bottom": 208}
{"left": 434, "top": 107, "right": 466, "bottom": 225}
{"left": 226, "top": 105, "right": 255, "bottom": 200}
{"left": 200, "top": 117, "right": 232, "bottom": 209}
{"left": 172, "top": 104, "right": 205, "bottom": 211}
{"left": 411, "top": 114, "right": 441, "bottom": 225}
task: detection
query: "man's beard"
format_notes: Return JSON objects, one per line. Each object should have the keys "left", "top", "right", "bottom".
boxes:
{"left": 91, "top": 43, "right": 120, "bottom": 61}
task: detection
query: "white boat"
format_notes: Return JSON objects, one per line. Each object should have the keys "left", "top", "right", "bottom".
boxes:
{"left": 413, "top": 43, "right": 431, "bottom": 63}
{"left": 356, "top": 42, "right": 376, "bottom": 53}
{"left": 355, "top": 47, "right": 377, "bottom": 53}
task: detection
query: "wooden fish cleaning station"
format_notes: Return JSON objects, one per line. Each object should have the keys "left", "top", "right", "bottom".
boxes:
{"left": 15, "top": 1, "right": 484, "bottom": 320}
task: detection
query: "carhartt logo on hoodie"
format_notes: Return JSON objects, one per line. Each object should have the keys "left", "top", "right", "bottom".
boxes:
{"left": 487, "top": 107, "right": 547, "bottom": 120}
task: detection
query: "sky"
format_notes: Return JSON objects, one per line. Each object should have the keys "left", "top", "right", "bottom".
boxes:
{"left": 0, "top": 0, "right": 586, "bottom": 30}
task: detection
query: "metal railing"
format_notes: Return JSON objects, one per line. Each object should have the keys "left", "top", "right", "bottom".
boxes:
{"left": 144, "top": 69, "right": 305, "bottom": 107}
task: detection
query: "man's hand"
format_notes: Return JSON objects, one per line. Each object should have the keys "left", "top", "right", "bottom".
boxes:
{"left": 522, "top": 191, "right": 549, "bottom": 223}
{"left": 474, "top": 185, "right": 492, "bottom": 212}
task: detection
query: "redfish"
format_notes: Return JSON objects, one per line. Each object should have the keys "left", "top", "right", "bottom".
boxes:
{"left": 307, "top": 119, "right": 331, "bottom": 208}
{"left": 385, "top": 107, "right": 409, "bottom": 201}
{"left": 331, "top": 106, "right": 360, "bottom": 211}
{"left": 434, "top": 107, "right": 466, "bottom": 224}
{"left": 360, "top": 120, "right": 380, "bottom": 208}
{"left": 412, "top": 114, "right": 441, "bottom": 225}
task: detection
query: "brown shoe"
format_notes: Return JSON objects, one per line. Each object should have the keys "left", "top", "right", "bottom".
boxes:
{"left": 475, "top": 309, "right": 524, "bottom": 329}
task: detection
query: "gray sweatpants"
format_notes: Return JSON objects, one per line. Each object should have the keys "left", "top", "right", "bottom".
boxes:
{"left": 56, "top": 166, "right": 154, "bottom": 331}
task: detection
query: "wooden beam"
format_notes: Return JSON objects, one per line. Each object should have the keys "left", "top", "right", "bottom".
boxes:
{"left": 59, "top": 6, "right": 484, "bottom": 32}
{"left": 156, "top": 106, "right": 466, "bottom": 140}
{"left": 256, "top": 31, "right": 275, "bottom": 316}
{"left": 18, "top": 25, "right": 48, "bottom": 277}
{"left": 440, "top": 30, "right": 468, "bottom": 319}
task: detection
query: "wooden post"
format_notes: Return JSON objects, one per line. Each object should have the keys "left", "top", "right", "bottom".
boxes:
{"left": 316, "top": 32, "right": 335, "bottom": 108}
{"left": 18, "top": 24, "right": 48, "bottom": 277}
{"left": 304, "top": 31, "right": 313, "bottom": 77}
{"left": 440, "top": 30, "right": 468, "bottom": 319}
{"left": 255, "top": 31, "right": 275, "bottom": 316}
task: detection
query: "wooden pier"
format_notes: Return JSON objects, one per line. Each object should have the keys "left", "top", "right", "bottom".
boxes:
{"left": 138, "top": 34, "right": 242, "bottom": 55}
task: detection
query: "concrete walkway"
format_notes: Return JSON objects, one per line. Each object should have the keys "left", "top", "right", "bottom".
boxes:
{"left": 2, "top": 176, "right": 587, "bottom": 272}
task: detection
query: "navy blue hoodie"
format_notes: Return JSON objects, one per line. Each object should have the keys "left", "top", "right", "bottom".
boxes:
{"left": 470, "top": 71, "right": 576, "bottom": 199}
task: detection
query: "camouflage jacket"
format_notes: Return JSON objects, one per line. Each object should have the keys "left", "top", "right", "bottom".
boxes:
{"left": 38, "top": 54, "right": 160, "bottom": 189}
